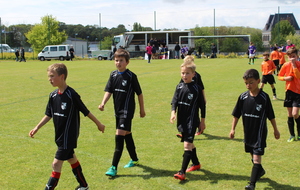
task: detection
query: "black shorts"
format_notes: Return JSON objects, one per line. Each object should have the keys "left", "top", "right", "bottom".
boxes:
{"left": 273, "top": 59, "right": 279, "bottom": 66}
{"left": 261, "top": 75, "right": 275, "bottom": 85}
{"left": 180, "top": 126, "right": 197, "bottom": 143}
{"left": 55, "top": 148, "right": 74, "bottom": 160}
{"left": 245, "top": 144, "right": 264, "bottom": 155}
{"left": 284, "top": 90, "right": 300, "bottom": 107}
{"left": 115, "top": 117, "right": 132, "bottom": 131}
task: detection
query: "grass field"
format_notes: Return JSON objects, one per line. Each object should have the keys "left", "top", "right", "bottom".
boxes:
{"left": 1, "top": 57, "right": 300, "bottom": 190}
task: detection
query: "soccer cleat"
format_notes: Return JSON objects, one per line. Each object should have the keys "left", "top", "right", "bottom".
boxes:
{"left": 273, "top": 96, "right": 277, "bottom": 100}
{"left": 195, "top": 131, "right": 202, "bottom": 136}
{"left": 287, "top": 136, "right": 295, "bottom": 142}
{"left": 245, "top": 182, "right": 255, "bottom": 190}
{"left": 297, "top": 136, "right": 300, "bottom": 140}
{"left": 174, "top": 171, "right": 186, "bottom": 181}
{"left": 75, "top": 185, "right": 89, "bottom": 190}
{"left": 176, "top": 134, "right": 182, "bottom": 138}
{"left": 186, "top": 164, "right": 201, "bottom": 172}
{"left": 124, "top": 160, "right": 139, "bottom": 168}
{"left": 105, "top": 166, "right": 117, "bottom": 176}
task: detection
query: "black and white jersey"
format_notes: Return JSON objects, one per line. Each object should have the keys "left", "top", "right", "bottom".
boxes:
{"left": 171, "top": 82, "right": 206, "bottom": 133}
{"left": 104, "top": 69, "right": 142, "bottom": 119}
{"left": 232, "top": 90, "right": 275, "bottom": 148}
{"left": 45, "top": 86, "right": 90, "bottom": 149}
{"left": 179, "top": 71, "right": 204, "bottom": 90}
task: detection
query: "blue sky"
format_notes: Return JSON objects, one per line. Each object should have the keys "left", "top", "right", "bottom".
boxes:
{"left": 2, "top": 0, "right": 300, "bottom": 30}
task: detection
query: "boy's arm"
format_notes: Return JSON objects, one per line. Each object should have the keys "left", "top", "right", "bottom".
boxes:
{"left": 98, "top": 92, "right": 112, "bottom": 111}
{"left": 229, "top": 117, "right": 239, "bottom": 139}
{"left": 270, "top": 118, "right": 280, "bottom": 139}
{"left": 87, "top": 112, "right": 105, "bottom": 133}
{"left": 29, "top": 115, "right": 52, "bottom": 138}
{"left": 138, "top": 93, "right": 146, "bottom": 118}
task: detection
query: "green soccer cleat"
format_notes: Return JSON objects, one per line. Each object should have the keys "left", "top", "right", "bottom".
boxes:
{"left": 124, "top": 160, "right": 139, "bottom": 168}
{"left": 105, "top": 166, "right": 117, "bottom": 176}
{"left": 287, "top": 136, "right": 295, "bottom": 142}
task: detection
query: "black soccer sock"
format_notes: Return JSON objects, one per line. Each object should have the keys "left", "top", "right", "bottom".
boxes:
{"left": 45, "top": 171, "right": 60, "bottom": 190}
{"left": 249, "top": 164, "right": 261, "bottom": 184}
{"left": 191, "top": 148, "right": 200, "bottom": 165}
{"left": 71, "top": 161, "right": 88, "bottom": 187}
{"left": 112, "top": 135, "right": 125, "bottom": 168}
{"left": 288, "top": 117, "right": 295, "bottom": 136}
{"left": 125, "top": 133, "right": 138, "bottom": 161}
{"left": 295, "top": 117, "right": 300, "bottom": 136}
{"left": 180, "top": 150, "right": 192, "bottom": 173}
{"left": 272, "top": 88, "right": 276, "bottom": 96}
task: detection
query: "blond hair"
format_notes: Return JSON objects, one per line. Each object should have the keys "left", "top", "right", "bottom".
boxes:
{"left": 181, "top": 61, "right": 196, "bottom": 73}
{"left": 183, "top": 55, "right": 194, "bottom": 64}
{"left": 47, "top": 63, "right": 68, "bottom": 80}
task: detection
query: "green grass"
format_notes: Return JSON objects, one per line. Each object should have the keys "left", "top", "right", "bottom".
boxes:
{"left": 1, "top": 58, "right": 300, "bottom": 190}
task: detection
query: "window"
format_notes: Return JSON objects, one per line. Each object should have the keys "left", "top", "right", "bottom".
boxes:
{"left": 43, "top": 47, "right": 49, "bottom": 52}
{"left": 50, "top": 47, "right": 57, "bottom": 51}
{"left": 59, "top": 46, "right": 66, "bottom": 51}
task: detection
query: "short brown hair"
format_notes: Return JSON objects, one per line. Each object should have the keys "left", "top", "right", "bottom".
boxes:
{"left": 47, "top": 63, "right": 68, "bottom": 80}
{"left": 286, "top": 46, "right": 298, "bottom": 56}
{"left": 114, "top": 49, "right": 130, "bottom": 62}
{"left": 262, "top": 52, "right": 269, "bottom": 56}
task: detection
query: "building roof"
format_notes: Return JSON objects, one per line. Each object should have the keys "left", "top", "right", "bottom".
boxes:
{"left": 263, "top": 13, "right": 300, "bottom": 32}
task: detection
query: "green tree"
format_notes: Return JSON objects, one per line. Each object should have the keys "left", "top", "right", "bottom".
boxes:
{"left": 271, "top": 20, "right": 295, "bottom": 46}
{"left": 101, "top": 35, "right": 113, "bottom": 50}
{"left": 25, "top": 15, "right": 67, "bottom": 52}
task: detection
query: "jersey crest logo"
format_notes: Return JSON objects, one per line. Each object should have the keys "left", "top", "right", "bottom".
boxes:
{"left": 178, "top": 83, "right": 183, "bottom": 89}
{"left": 122, "top": 80, "right": 127, "bottom": 86}
{"left": 188, "top": 93, "right": 193, "bottom": 100}
{"left": 61, "top": 102, "right": 67, "bottom": 110}
{"left": 256, "top": 104, "right": 262, "bottom": 111}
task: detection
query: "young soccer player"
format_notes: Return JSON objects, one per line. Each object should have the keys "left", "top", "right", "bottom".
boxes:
{"left": 170, "top": 61, "right": 206, "bottom": 181}
{"left": 278, "top": 47, "right": 300, "bottom": 142}
{"left": 99, "top": 49, "right": 146, "bottom": 177}
{"left": 259, "top": 52, "right": 277, "bottom": 100}
{"left": 248, "top": 42, "right": 256, "bottom": 65}
{"left": 29, "top": 63, "right": 105, "bottom": 190}
{"left": 270, "top": 47, "right": 280, "bottom": 75}
{"left": 230, "top": 69, "right": 280, "bottom": 190}
{"left": 176, "top": 55, "right": 206, "bottom": 137}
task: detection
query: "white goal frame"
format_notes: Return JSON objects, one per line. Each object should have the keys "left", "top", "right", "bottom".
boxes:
{"left": 179, "top": 35, "right": 251, "bottom": 46}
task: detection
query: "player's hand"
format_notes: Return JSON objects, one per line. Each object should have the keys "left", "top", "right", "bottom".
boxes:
{"left": 140, "top": 110, "right": 146, "bottom": 118}
{"left": 274, "top": 130, "right": 280, "bottom": 139}
{"left": 229, "top": 130, "right": 235, "bottom": 139}
{"left": 98, "top": 123, "right": 105, "bottom": 133}
{"left": 285, "top": 76, "right": 293, "bottom": 81}
{"left": 98, "top": 104, "right": 105, "bottom": 111}
{"left": 29, "top": 128, "right": 38, "bottom": 138}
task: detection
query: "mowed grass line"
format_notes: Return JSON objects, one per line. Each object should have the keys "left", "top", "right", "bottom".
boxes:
{"left": 0, "top": 58, "right": 299, "bottom": 190}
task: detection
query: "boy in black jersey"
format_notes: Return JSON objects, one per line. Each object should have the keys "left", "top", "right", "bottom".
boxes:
{"left": 99, "top": 49, "right": 146, "bottom": 177}
{"left": 230, "top": 69, "right": 280, "bottom": 190}
{"left": 29, "top": 63, "right": 105, "bottom": 190}
{"left": 170, "top": 61, "right": 206, "bottom": 181}
{"left": 176, "top": 55, "right": 206, "bottom": 138}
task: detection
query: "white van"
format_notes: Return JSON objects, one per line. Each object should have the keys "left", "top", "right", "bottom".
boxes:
{"left": 0, "top": 44, "right": 15, "bottom": 53}
{"left": 38, "top": 45, "right": 71, "bottom": 61}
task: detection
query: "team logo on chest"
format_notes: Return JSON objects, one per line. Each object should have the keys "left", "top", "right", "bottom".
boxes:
{"left": 122, "top": 80, "right": 127, "bottom": 86}
{"left": 256, "top": 104, "right": 262, "bottom": 111}
{"left": 188, "top": 93, "right": 193, "bottom": 100}
{"left": 61, "top": 102, "right": 67, "bottom": 110}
